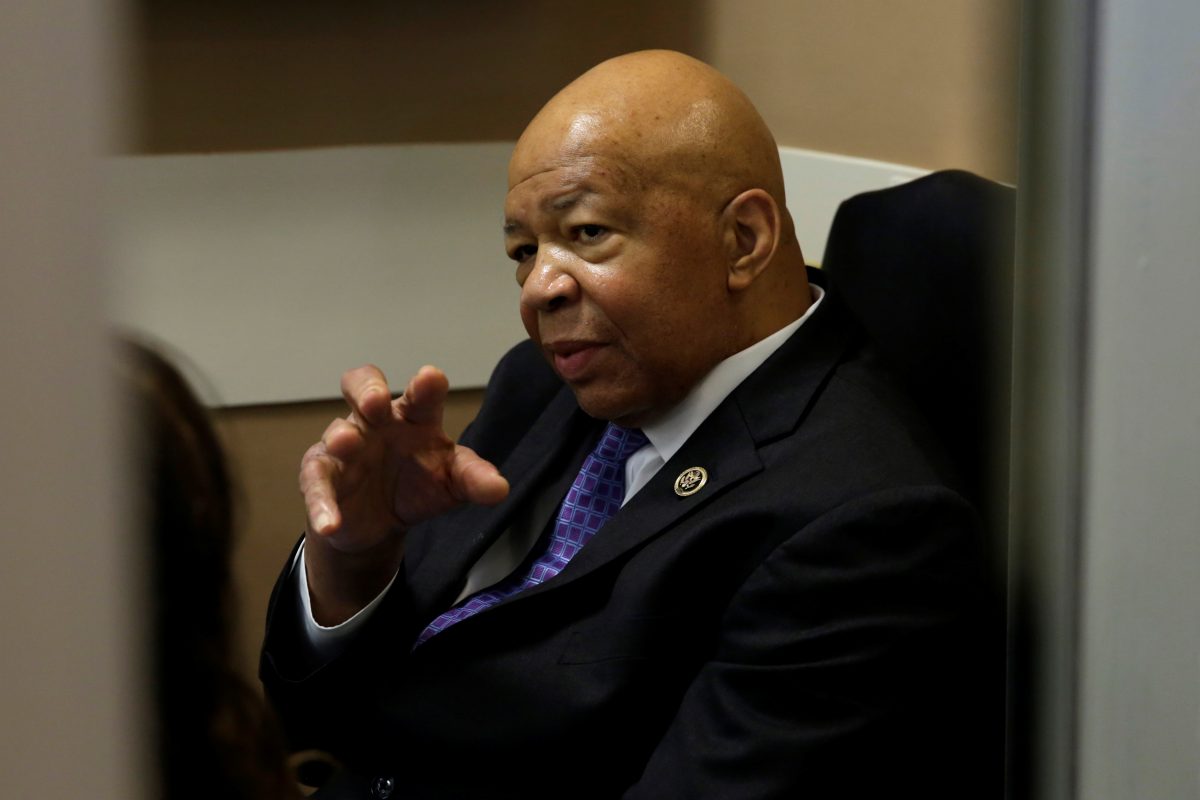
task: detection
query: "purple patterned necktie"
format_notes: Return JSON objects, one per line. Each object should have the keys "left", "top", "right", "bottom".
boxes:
{"left": 415, "top": 422, "right": 648, "bottom": 646}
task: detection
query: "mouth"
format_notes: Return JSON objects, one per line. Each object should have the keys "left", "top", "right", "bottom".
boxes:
{"left": 544, "top": 340, "right": 605, "bottom": 382}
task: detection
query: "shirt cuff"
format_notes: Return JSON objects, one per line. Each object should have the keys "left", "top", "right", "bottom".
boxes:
{"left": 293, "top": 540, "right": 399, "bottom": 664}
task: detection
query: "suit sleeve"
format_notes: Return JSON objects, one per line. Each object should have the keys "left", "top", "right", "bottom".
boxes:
{"left": 624, "top": 486, "right": 1003, "bottom": 799}
{"left": 259, "top": 536, "right": 422, "bottom": 755}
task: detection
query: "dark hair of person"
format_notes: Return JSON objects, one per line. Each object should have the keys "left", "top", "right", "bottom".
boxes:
{"left": 120, "top": 340, "right": 299, "bottom": 800}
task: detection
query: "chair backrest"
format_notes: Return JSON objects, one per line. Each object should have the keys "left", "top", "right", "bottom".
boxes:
{"left": 821, "top": 169, "right": 1015, "bottom": 512}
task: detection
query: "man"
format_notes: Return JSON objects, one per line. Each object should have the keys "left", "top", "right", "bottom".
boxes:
{"left": 263, "top": 51, "right": 998, "bottom": 798}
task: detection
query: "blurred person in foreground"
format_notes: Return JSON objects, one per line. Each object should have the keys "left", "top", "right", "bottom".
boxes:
{"left": 121, "top": 340, "right": 305, "bottom": 799}
{"left": 262, "top": 50, "right": 1001, "bottom": 798}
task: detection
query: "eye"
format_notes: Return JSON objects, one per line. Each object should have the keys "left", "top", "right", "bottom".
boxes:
{"left": 575, "top": 224, "right": 608, "bottom": 244}
{"left": 509, "top": 243, "right": 537, "bottom": 263}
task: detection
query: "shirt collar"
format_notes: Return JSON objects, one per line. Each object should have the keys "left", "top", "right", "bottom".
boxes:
{"left": 640, "top": 282, "right": 825, "bottom": 465}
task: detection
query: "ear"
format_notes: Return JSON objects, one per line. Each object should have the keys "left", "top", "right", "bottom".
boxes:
{"left": 721, "top": 188, "right": 782, "bottom": 292}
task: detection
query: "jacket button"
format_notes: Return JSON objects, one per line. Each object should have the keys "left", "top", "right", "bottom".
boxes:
{"left": 370, "top": 776, "right": 395, "bottom": 799}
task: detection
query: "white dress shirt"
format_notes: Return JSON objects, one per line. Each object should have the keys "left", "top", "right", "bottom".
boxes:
{"left": 296, "top": 285, "right": 825, "bottom": 660}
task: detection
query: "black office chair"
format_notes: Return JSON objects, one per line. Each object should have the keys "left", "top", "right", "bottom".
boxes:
{"left": 821, "top": 169, "right": 1016, "bottom": 520}
{"left": 823, "top": 170, "right": 1014, "bottom": 799}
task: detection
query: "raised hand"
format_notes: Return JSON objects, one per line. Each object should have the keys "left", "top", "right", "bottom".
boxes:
{"left": 299, "top": 364, "right": 508, "bottom": 623}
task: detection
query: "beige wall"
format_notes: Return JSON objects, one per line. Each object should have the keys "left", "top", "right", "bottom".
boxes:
{"left": 704, "top": 0, "right": 1020, "bottom": 182}
{"left": 132, "top": 0, "right": 706, "bottom": 152}
{"left": 131, "top": 1, "right": 1020, "bottom": 686}
{"left": 133, "top": 0, "right": 1018, "bottom": 181}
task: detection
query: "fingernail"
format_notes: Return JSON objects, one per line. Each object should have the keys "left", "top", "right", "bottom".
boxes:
{"left": 314, "top": 511, "right": 333, "bottom": 533}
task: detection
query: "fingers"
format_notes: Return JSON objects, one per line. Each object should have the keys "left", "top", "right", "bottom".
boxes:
{"left": 341, "top": 363, "right": 451, "bottom": 431}
{"left": 450, "top": 445, "right": 510, "bottom": 506}
{"left": 341, "top": 364, "right": 394, "bottom": 426}
{"left": 304, "top": 414, "right": 372, "bottom": 535}
{"left": 397, "top": 365, "right": 449, "bottom": 427}
{"left": 321, "top": 416, "right": 365, "bottom": 461}
{"left": 308, "top": 363, "right": 471, "bottom": 545}
{"left": 299, "top": 442, "right": 341, "bottom": 535}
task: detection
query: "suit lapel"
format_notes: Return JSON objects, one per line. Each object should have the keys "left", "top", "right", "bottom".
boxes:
{"left": 404, "top": 386, "right": 600, "bottom": 618}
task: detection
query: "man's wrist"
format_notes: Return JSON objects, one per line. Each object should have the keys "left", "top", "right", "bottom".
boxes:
{"left": 303, "top": 528, "right": 405, "bottom": 626}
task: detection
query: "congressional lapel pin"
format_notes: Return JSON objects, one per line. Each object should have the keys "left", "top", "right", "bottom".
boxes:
{"left": 674, "top": 466, "right": 708, "bottom": 497}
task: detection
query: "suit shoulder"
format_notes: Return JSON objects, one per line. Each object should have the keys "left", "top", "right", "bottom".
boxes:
{"left": 797, "top": 347, "right": 964, "bottom": 496}
{"left": 483, "top": 339, "right": 562, "bottom": 406}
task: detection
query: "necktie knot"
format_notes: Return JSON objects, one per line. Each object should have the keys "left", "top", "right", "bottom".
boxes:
{"left": 595, "top": 422, "right": 648, "bottom": 466}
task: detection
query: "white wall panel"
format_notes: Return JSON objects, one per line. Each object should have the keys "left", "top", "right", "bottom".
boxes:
{"left": 104, "top": 144, "right": 923, "bottom": 406}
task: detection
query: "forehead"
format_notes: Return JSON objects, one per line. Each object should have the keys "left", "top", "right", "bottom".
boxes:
{"left": 510, "top": 109, "right": 623, "bottom": 181}
{"left": 503, "top": 153, "right": 643, "bottom": 223}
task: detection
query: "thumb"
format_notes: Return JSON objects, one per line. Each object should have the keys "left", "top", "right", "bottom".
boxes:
{"left": 451, "top": 446, "right": 509, "bottom": 506}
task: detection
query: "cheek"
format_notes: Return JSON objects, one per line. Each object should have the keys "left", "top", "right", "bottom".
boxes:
{"left": 520, "top": 304, "right": 539, "bottom": 341}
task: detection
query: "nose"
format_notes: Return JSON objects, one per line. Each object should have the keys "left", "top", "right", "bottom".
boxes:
{"left": 520, "top": 246, "right": 579, "bottom": 313}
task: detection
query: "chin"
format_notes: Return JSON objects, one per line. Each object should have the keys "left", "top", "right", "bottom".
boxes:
{"left": 570, "top": 387, "right": 658, "bottom": 427}
{"left": 571, "top": 388, "right": 638, "bottom": 425}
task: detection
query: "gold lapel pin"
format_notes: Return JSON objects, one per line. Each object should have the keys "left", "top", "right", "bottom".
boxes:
{"left": 674, "top": 466, "right": 708, "bottom": 497}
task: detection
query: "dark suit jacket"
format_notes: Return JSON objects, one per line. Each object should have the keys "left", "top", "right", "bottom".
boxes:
{"left": 262, "top": 276, "right": 1002, "bottom": 799}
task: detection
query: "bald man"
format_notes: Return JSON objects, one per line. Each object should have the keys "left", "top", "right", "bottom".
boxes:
{"left": 262, "top": 51, "right": 998, "bottom": 799}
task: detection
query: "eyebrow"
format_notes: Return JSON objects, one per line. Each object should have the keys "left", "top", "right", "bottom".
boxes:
{"left": 503, "top": 188, "right": 599, "bottom": 236}
{"left": 548, "top": 190, "right": 591, "bottom": 212}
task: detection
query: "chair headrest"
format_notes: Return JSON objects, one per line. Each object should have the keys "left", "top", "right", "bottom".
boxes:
{"left": 822, "top": 169, "right": 1015, "bottom": 504}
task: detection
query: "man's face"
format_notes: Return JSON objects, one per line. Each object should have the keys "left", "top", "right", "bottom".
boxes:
{"left": 503, "top": 141, "right": 736, "bottom": 427}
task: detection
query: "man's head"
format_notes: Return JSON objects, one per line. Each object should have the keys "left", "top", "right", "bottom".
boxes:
{"left": 503, "top": 50, "right": 811, "bottom": 427}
